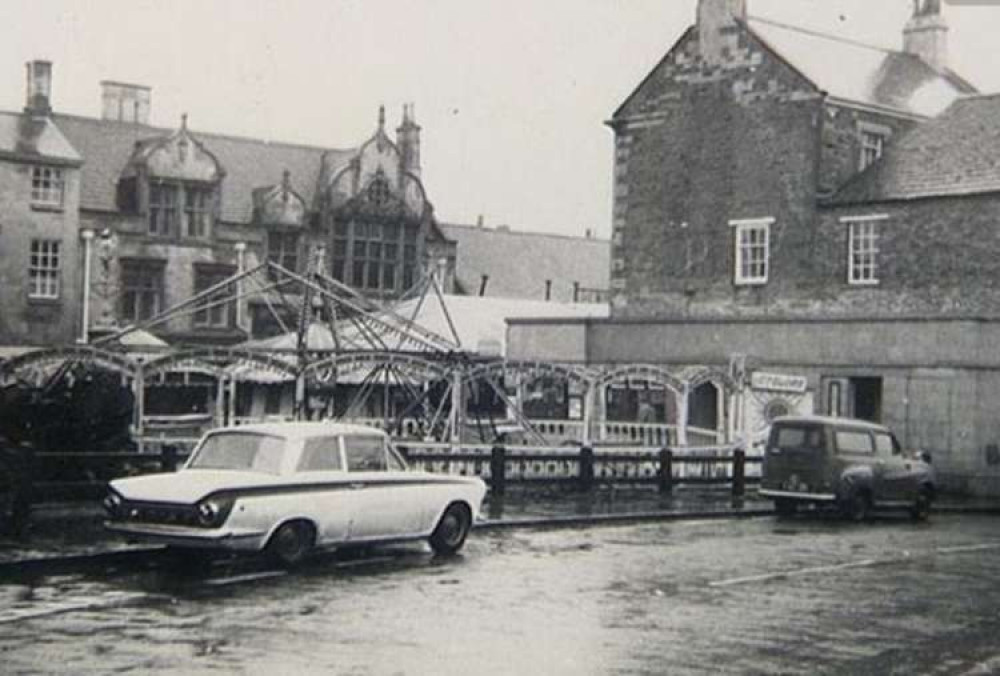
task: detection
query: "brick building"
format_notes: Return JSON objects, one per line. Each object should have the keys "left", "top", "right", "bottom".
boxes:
{"left": 507, "top": 0, "right": 1000, "bottom": 495}
{"left": 0, "top": 61, "right": 609, "bottom": 350}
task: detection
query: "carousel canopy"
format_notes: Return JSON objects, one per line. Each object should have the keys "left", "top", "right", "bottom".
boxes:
{"left": 242, "top": 294, "right": 608, "bottom": 357}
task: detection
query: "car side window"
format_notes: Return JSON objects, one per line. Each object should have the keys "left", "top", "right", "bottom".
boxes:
{"left": 298, "top": 436, "right": 343, "bottom": 472}
{"left": 835, "top": 429, "right": 874, "bottom": 454}
{"left": 344, "top": 436, "right": 388, "bottom": 472}
{"left": 387, "top": 443, "right": 407, "bottom": 471}
{"left": 874, "top": 432, "right": 895, "bottom": 457}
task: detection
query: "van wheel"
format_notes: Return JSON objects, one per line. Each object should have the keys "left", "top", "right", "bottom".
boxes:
{"left": 842, "top": 491, "right": 871, "bottom": 523}
{"left": 266, "top": 521, "right": 315, "bottom": 567}
{"left": 774, "top": 499, "right": 797, "bottom": 517}
{"left": 429, "top": 503, "right": 472, "bottom": 556}
{"left": 909, "top": 488, "right": 933, "bottom": 522}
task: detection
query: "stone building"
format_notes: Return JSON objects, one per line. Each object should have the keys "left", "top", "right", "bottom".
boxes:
{"left": 507, "top": 0, "right": 1000, "bottom": 494}
{"left": 0, "top": 59, "right": 610, "bottom": 352}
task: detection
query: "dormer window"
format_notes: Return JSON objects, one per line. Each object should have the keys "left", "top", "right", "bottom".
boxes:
{"left": 858, "top": 123, "right": 890, "bottom": 171}
{"left": 148, "top": 181, "right": 213, "bottom": 238}
{"left": 149, "top": 182, "right": 179, "bottom": 236}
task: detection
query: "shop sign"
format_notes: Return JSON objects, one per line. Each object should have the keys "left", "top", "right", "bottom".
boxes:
{"left": 750, "top": 371, "right": 808, "bottom": 394}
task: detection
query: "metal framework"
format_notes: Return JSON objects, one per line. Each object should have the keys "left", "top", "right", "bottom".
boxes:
{"left": 0, "top": 255, "right": 748, "bottom": 447}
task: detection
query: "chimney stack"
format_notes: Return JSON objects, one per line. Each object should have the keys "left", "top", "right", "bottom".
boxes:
{"left": 696, "top": 0, "right": 747, "bottom": 65}
{"left": 25, "top": 60, "right": 52, "bottom": 116}
{"left": 396, "top": 103, "right": 421, "bottom": 178}
{"left": 101, "top": 81, "right": 151, "bottom": 124}
{"left": 903, "top": 0, "right": 948, "bottom": 72}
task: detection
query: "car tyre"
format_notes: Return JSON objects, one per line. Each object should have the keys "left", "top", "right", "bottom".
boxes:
{"left": 909, "top": 487, "right": 933, "bottom": 522}
{"left": 429, "top": 503, "right": 472, "bottom": 556}
{"left": 774, "top": 498, "right": 797, "bottom": 518}
{"left": 266, "top": 520, "right": 315, "bottom": 567}
{"left": 842, "top": 491, "right": 871, "bottom": 523}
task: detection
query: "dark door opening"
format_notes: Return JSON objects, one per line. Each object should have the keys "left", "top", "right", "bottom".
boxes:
{"left": 850, "top": 377, "right": 882, "bottom": 422}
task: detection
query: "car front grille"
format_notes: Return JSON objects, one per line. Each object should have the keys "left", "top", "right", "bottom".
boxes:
{"left": 119, "top": 502, "right": 200, "bottom": 527}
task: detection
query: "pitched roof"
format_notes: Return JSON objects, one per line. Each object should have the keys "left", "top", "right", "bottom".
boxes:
{"left": 748, "top": 16, "right": 975, "bottom": 117}
{"left": 439, "top": 224, "right": 610, "bottom": 302}
{"left": 830, "top": 94, "right": 1000, "bottom": 204}
{"left": 51, "top": 113, "right": 355, "bottom": 222}
{"left": 0, "top": 111, "right": 81, "bottom": 164}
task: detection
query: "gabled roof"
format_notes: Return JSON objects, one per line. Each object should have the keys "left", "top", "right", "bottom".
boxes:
{"left": 51, "top": 113, "right": 355, "bottom": 223}
{"left": 748, "top": 17, "right": 975, "bottom": 118}
{"left": 829, "top": 94, "right": 1000, "bottom": 205}
{"left": 0, "top": 111, "right": 81, "bottom": 164}
{"left": 440, "top": 224, "right": 610, "bottom": 303}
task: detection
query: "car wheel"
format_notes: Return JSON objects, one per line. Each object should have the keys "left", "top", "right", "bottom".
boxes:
{"left": 429, "top": 503, "right": 472, "bottom": 556}
{"left": 909, "top": 487, "right": 933, "bottom": 522}
{"left": 266, "top": 520, "right": 315, "bottom": 567}
{"left": 774, "top": 498, "right": 797, "bottom": 518}
{"left": 841, "top": 491, "right": 871, "bottom": 523}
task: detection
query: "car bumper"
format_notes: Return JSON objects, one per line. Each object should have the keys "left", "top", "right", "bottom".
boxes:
{"left": 759, "top": 488, "right": 837, "bottom": 502}
{"left": 104, "top": 521, "right": 268, "bottom": 551}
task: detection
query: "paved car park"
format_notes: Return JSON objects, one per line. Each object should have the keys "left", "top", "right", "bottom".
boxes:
{"left": 3, "top": 512, "right": 1000, "bottom": 674}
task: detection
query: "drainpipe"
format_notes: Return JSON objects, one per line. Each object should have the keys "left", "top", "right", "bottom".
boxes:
{"left": 234, "top": 241, "right": 247, "bottom": 330}
{"left": 79, "top": 229, "right": 95, "bottom": 344}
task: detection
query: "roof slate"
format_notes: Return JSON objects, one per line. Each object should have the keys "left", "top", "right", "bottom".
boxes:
{"left": 748, "top": 17, "right": 975, "bottom": 117}
{"left": 830, "top": 94, "right": 1000, "bottom": 204}
{"left": 51, "top": 113, "right": 355, "bottom": 223}
{"left": 0, "top": 111, "right": 81, "bottom": 163}
{"left": 439, "top": 224, "right": 610, "bottom": 303}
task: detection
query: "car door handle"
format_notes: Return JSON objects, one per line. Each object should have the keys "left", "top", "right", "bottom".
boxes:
{"left": 348, "top": 482, "right": 366, "bottom": 490}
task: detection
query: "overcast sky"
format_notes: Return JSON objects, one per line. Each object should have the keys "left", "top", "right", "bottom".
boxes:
{"left": 1, "top": 0, "right": 998, "bottom": 238}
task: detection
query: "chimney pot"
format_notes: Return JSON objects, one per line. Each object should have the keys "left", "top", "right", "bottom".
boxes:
{"left": 903, "top": 0, "right": 948, "bottom": 72}
{"left": 25, "top": 60, "right": 53, "bottom": 116}
{"left": 101, "top": 80, "right": 151, "bottom": 124}
{"left": 696, "top": 0, "right": 747, "bottom": 65}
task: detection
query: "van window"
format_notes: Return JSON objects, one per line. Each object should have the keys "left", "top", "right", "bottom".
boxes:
{"left": 873, "top": 432, "right": 895, "bottom": 456}
{"left": 773, "top": 425, "right": 824, "bottom": 451}
{"left": 835, "top": 430, "right": 874, "bottom": 454}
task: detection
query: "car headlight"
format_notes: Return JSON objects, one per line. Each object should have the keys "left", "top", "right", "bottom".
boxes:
{"left": 103, "top": 491, "right": 124, "bottom": 518}
{"left": 196, "top": 497, "right": 234, "bottom": 528}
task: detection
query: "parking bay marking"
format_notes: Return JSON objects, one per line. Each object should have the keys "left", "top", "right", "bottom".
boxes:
{"left": 709, "top": 542, "right": 1000, "bottom": 588}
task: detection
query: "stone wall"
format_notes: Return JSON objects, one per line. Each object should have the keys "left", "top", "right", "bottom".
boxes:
{"left": 507, "top": 316, "right": 1000, "bottom": 496}
{"left": 0, "top": 160, "right": 82, "bottom": 345}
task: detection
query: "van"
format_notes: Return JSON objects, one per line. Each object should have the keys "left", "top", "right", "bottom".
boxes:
{"left": 760, "top": 415, "right": 935, "bottom": 521}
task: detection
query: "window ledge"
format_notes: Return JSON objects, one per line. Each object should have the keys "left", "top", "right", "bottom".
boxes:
{"left": 27, "top": 296, "right": 61, "bottom": 306}
{"left": 848, "top": 280, "right": 880, "bottom": 287}
{"left": 30, "top": 203, "right": 64, "bottom": 213}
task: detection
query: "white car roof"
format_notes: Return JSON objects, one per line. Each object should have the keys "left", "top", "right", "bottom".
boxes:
{"left": 210, "top": 421, "right": 387, "bottom": 441}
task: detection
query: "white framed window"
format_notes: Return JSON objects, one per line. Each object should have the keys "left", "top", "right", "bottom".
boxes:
{"left": 858, "top": 123, "right": 890, "bottom": 171}
{"left": 31, "top": 166, "right": 64, "bottom": 208}
{"left": 731, "top": 217, "right": 773, "bottom": 286}
{"left": 29, "top": 239, "right": 61, "bottom": 299}
{"left": 842, "top": 215, "right": 886, "bottom": 286}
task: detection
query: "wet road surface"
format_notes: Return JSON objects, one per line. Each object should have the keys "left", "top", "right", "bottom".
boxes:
{"left": 3, "top": 513, "right": 1000, "bottom": 675}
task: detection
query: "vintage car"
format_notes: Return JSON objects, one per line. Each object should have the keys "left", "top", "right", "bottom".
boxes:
{"left": 759, "top": 415, "right": 935, "bottom": 521}
{"left": 104, "top": 422, "right": 488, "bottom": 565}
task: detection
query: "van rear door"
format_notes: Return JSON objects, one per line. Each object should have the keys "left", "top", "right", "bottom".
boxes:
{"left": 763, "top": 422, "right": 829, "bottom": 494}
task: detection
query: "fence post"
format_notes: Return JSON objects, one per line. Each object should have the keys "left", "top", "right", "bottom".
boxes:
{"left": 161, "top": 444, "right": 178, "bottom": 473}
{"left": 579, "top": 445, "right": 595, "bottom": 492}
{"left": 490, "top": 445, "right": 506, "bottom": 495}
{"left": 658, "top": 447, "right": 673, "bottom": 495}
{"left": 732, "top": 447, "right": 745, "bottom": 498}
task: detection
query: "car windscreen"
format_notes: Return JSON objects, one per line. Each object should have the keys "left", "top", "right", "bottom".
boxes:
{"left": 188, "top": 432, "right": 285, "bottom": 473}
{"left": 772, "top": 425, "right": 824, "bottom": 452}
